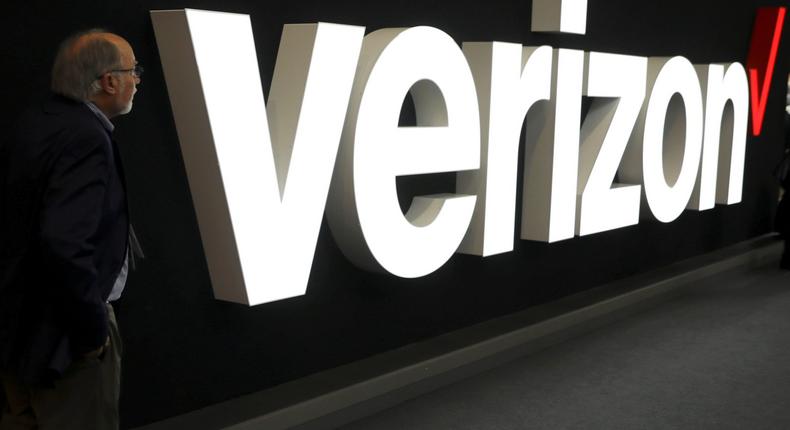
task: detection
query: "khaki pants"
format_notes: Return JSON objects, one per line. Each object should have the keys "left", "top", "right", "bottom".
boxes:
{"left": 0, "top": 304, "right": 122, "bottom": 430}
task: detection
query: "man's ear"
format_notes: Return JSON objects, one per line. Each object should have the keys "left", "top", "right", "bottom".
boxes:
{"left": 97, "top": 73, "right": 118, "bottom": 95}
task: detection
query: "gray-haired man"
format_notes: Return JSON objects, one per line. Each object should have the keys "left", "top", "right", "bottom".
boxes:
{"left": 0, "top": 29, "right": 141, "bottom": 429}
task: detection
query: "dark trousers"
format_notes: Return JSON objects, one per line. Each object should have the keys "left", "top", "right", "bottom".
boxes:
{"left": 0, "top": 304, "right": 121, "bottom": 430}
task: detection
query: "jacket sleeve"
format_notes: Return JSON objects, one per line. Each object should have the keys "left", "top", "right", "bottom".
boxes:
{"left": 39, "top": 130, "right": 111, "bottom": 354}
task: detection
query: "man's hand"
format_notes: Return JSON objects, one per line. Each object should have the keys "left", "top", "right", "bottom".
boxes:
{"left": 83, "top": 336, "right": 110, "bottom": 359}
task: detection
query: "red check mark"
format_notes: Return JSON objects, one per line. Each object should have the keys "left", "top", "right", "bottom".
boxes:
{"left": 746, "top": 6, "right": 786, "bottom": 137}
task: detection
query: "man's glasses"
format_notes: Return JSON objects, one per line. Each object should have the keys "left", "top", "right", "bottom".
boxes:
{"left": 97, "top": 64, "right": 144, "bottom": 80}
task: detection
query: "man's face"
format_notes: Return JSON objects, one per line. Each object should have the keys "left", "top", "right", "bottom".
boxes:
{"left": 113, "top": 39, "right": 139, "bottom": 116}
{"left": 83, "top": 33, "right": 141, "bottom": 119}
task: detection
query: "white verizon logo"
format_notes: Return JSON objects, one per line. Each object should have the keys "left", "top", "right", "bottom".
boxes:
{"left": 150, "top": 5, "right": 747, "bottom": 305}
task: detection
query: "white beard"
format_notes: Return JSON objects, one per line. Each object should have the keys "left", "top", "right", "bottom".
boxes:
{"left": 117, "top": 84, "right": 136, "bottom": 116}
{"left": 119, "top": 100, "right": 133, "bottom": 115}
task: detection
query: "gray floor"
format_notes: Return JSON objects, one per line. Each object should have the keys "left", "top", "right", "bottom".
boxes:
{"left": 341, "top": 265, "right": 790, "bottom": 430}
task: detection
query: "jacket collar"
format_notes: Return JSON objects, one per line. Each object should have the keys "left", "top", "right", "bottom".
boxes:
{"left": 84, "top": 101, "right": 115, "bottom": 133}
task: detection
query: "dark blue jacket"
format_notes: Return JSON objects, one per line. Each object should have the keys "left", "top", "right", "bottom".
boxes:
{"left": 0, "top": 94, "right": 128, "bottom": 385}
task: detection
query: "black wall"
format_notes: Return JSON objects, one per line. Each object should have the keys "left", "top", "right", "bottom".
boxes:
{"left": 2, "top": 0, "right": 788, "bottom": 428}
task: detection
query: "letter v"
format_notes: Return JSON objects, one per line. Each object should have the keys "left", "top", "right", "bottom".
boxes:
{"left": 746, "top": 6, "right": 786, "bottom": 136}
{"left": 151, "top": 9, "right": 364, "bottom": 305}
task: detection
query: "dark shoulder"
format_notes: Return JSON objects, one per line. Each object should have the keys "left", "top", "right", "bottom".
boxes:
{"left": 43, "top": 95, "right": 108, "bottom": 138}
{"left": 15, "top": 94, "right": 110, "bottom": 158}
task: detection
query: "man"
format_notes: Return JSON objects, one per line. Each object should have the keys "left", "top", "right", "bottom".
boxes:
{"left": 0, "top": 29, "right": 140, "bottom": 429}
{"left": 780, "top": 109, "right": 790, "bottom": 269}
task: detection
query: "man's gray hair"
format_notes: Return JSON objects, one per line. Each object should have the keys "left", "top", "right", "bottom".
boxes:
{"left": 51, "top": 29, "right": 121, "bottom": 101}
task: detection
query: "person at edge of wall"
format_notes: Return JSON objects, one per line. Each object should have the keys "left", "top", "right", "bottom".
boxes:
{"left": 777, "top": 109, "right": 790, "bottom": 270}
{"left": 0, "top": 29, "right": 143, "bottom": 429}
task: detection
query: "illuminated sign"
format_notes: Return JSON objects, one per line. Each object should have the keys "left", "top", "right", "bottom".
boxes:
{"left": 151, "top": 3, "right": 771, "bottom": 306}
{"left": 747, "top": 7, "right": 786, "bottom": 136}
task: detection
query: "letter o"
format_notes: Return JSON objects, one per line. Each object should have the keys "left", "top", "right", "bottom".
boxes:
{"left": 642, "top": 56, "right": 704, "bottom": 223}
